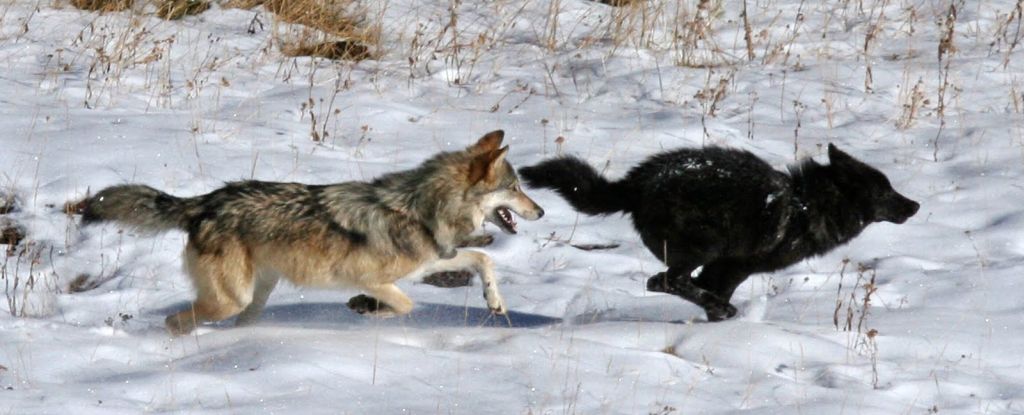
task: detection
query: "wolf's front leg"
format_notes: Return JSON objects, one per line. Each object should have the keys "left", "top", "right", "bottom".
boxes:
{"left": 432, "top": 223, "right": 460, "bottom": 259}
{"left": 463, "top": 250, "right": 505, "bottom": 314}
{"left": 421, "top": 250, "right": 506, "bottom": 314}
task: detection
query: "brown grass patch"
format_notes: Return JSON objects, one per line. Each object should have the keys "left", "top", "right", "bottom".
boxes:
{"left": 227, "top": 0, "right": 375, "bottom": 60}
{"left": 0, "top": 195, "right": 14, "bottom": 215}
{"left": 227, "top": 0, "right": 368, "bottom": 38}
{"left": 1, "top": 222, "right": 24, "bottom": 256}
{"left": 68, "top": 274, "right": 101, "bottom": 293}
{"left": 70, "top": 0, "right": 134, "bottom": 13}
{"left": 156, "top": 0, "right": 210, "bottom": 20}
{"left": 282, "top": 40, "right": 371, "bottom": 61}
{"left": 595, "top": 0, "right": 641, "bottom": 6}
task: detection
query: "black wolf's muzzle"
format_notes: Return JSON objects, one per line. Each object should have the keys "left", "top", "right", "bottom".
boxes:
{"left": 880, "top": 193, "right": 920, "bottom": 224}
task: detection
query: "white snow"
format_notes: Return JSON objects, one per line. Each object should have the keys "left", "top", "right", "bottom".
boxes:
{"left": 1, "top": 1, "right": 1023, "bottom": 413}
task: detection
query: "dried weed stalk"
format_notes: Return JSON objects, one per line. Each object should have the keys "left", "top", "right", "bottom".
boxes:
{"left": 896, "top": 78, "right": 928, "bottom": 129}
{"left": 993, "top": 0, "right": 1024, "bottom": 69}
{"left": 933, "top": 1, "right": 962, "bottom": 161}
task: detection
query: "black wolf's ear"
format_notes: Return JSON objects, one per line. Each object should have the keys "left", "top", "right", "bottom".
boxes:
{"left": 467, "top": 130, "right": 504, "bottom": 154}
{"left": 468, "top": 146, "right": 509, "bottom": 184}
{"left": 827, "top": 143, "right": 854, "bottom": 164}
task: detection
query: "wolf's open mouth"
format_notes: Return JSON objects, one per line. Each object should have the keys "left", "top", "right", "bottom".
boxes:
{"left": 494, "top": 207, "right": 517, "bottom": 234}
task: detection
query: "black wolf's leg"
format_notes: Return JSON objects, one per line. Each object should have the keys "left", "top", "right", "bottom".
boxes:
{"left": 425, "top": 235, "right": 495, "bottom": 285}
{"left": 458, "top": 234, "right": 495, "bottom": 248}
{"left": 647, "top": 266, "right": 737, "bottom": 322}
{"left": 693, "top": 260, "right": 755, "bottom": 304}
{"left": 347, "top": 294, "right": 395, "bottom": 315}
{"left": 421, "top": 270, "right": 474, "bottom": 288}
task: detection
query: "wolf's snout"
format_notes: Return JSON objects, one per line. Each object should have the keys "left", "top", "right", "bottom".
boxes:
{"left": 884, "top": 194, "right": 919, "bottom": 224}
{"left": 515, "top": 196, "right": 544, "bottom": 221}
{"left": 906, "top": 199, "right": 920, "bottom": 216}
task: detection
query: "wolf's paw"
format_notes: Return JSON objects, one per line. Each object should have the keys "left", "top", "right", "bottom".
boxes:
{"left": 347, "top": 294, "right": 397, "bottom": 317}
{"left": 489, "top": 301, "right": 507, "bottom": 315}
{"left": 704, "top": 302, "right": 738, "bottom": 322}
{"left": 646, "top": 272, "right": 673, "bottom": 294}
{"left": 485, "top": 293, "right": 507, "bottom": 315}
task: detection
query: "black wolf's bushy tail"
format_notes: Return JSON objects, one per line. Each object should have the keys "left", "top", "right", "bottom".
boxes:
{"left": 82, "top": 185, "right": 190, "bottom": 232}
{"left": 519, "top": 156, "right": 631, "bottom": 215}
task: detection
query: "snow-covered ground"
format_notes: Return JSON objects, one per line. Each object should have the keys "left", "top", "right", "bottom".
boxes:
{"left": 1, "top": 0, "right": 1022, "bottom": 413}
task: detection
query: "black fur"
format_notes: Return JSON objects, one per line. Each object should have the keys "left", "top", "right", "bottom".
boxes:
{"left": 520, "top": 144, "right": 919, "bottom": 321}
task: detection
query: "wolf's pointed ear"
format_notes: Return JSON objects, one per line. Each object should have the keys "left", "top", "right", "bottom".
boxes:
{"left": 468, "top": 146, "right": 509, "bottom": 184}
{"left": 467, "top": 130, "right": 504, "bottom": 154}
{"left": 488, "top": 146, "right": 509, "bottom": 177}
{"left": 827, "top": 143, "right": 853, "bottom": 163}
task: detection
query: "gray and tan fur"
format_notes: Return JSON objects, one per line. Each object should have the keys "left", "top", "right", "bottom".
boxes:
{"left": 82, "top": 131, "right": 544, "bottom": 335}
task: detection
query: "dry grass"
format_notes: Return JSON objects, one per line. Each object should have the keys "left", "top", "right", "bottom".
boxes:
{"left": 71, "top": 0, "right": 375, "bottom": 60}
{"left": 934, "top": 1, "right": 963, "bottom": 161}
{"left": 595, "top": 0, "right": 641, "bottom": 6}
{"left": 231, "top": 0, "right": 366, "bottom": 37}
{"left": 70, "top": 0, "right": 133, "bottom": 13}
{"left": 281, "top": 40, "right": 371, "bottom": 60}
{"left": 0, "top": 194, "right": 14, "bottom": 215}
{"left": 226, "top": 0, "right": 376, "bottom": 60}
{"left": 896, "top": 78, "right": 928, "bottom": 129}
{"left": 994, "top": 0, "right": 1024, "bottom": 69}
{"left": 0, "top": 221, "right": 23, "bottom": 255}
{"left": 155, "top": 0, "right": 209, "bottom": 20}
{"left": 70, "top": 0, "right": 209, "bottom": 18}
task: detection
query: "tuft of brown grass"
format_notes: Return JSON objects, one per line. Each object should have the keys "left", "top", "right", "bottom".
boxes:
{"left": 227, "top": 0, "right": 369, "bottom": 38}
{"left": 70, "top": 0, "right": 133, "bottom": 12}
{"left": 0, "top": 194, "right": 14, "bottom": 215}
{"left": 156, "top": 0, "right": 210, "bottom": 20}
{"left": 68, "top": 274, "right": 102, "bottom": 293}
{"left": 227, "top": 0, "right": 375, "bottom": 60}
{"left": 595, "top": 0, "right": 641, "bottom": 6}
{"left": 281, "top": 40, "right": 371, "bottom": 60}
{"left": 1, "top": 221, "right": 24, "bottom": 256}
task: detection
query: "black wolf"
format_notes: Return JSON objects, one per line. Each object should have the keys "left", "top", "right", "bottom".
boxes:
{"left": 520, "top": 144, "right": 919, "bottom": 321}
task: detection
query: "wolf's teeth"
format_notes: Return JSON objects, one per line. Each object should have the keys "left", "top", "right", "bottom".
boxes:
{"left": 496, "top": 207, "right": 516, "bottom": 230}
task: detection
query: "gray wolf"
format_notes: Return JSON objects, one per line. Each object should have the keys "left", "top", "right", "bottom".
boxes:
{"left": 82, "top": 130, "right": 544, "bottom": 334}
{"left": 520, "top": 144, "right": 918, "bottom": 322}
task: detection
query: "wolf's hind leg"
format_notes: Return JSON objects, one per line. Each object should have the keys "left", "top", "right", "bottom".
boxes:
{"left": 166, "top": 242, "right": 254, "bottom": 335}
{"left": 235, "top": 272, "right": 280, "bottom": 327}
{"left": 347, "top": 284, "right": 413, "bottom": 317}
{"left": 647, "top": 266, "right": 737, "bottom": 322}
{"left": 693, "top": 260, "right": 754, "bottom": 305}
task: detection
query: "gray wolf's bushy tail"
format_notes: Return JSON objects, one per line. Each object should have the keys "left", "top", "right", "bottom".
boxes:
{"left": 519, "top": 157, "right": 631, "bottom": 215}
{"left": 82, "top": 185, "right": 190, "bottom": 232}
